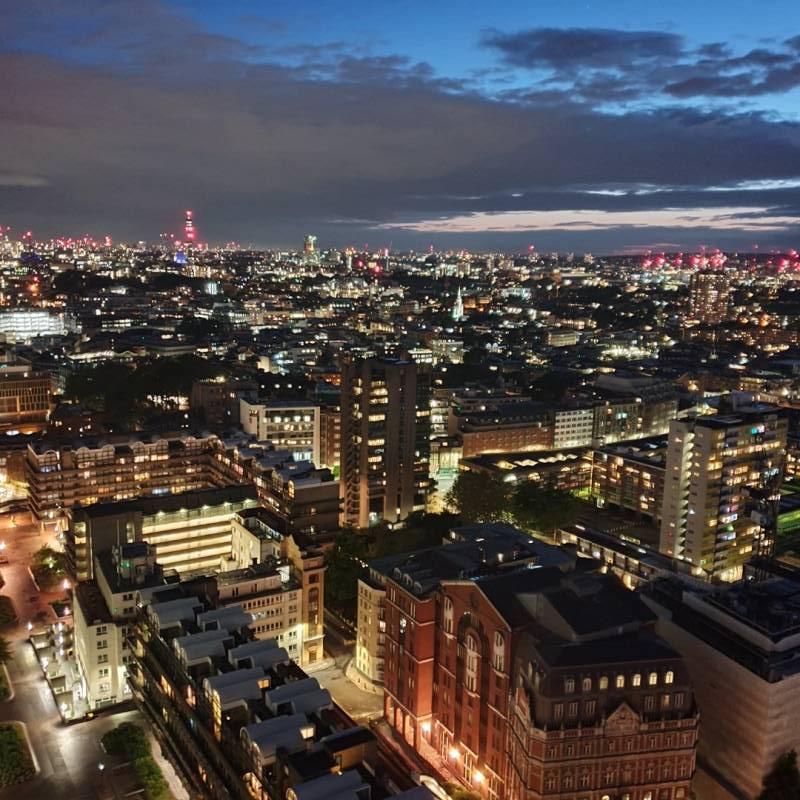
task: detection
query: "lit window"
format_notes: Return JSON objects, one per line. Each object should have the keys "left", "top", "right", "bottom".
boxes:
{"left": 616, "top": 675, "right": 625, "bottom": 689}
{"left": 665, "top": 670, "right": 674, "bottom": 684}
{"left": 632, "top": 673, "right": 641, "bottom": 687}
{"left": 648, "top": 672, "right": 658, "bottom": 686}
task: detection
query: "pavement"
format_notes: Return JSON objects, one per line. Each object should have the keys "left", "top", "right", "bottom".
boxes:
{"left": 0, "top": 510, "right": 187, "bottom": 800}
{"left": 315, "top": 650, "right": 383, "bottom": 722}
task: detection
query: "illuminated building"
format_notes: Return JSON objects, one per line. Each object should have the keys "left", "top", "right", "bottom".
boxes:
{"left": 659, "top": 407, "right": 787, "bottom": 582}
{"left": 590, "top": 440, "right": 667, "bottom": 526}
{"left": 340, "top": 356, "right": 431, "bottom": 528}
{"left": 184, "top": 209, "right": 195, "bottom": 243}
{"left": 26, "top": 432, "right": 223, "bottom": 529}
{"left": 72, "top": 542, "right": 162, "bottom": 711}
{"left": 0, "top": 363, "right": 52, "bottom": 431}
{"left": 380, "top": 524, "right": 697, "bottom": 800}
{"left": 228, "top": 507, "right": 326, "bottom": 666}
{"left": 127, "top": 584, "right": 418, "bottom": 800}
{"left": 239, "top": 399, "right": 321, "bottom": 464}
{"left": 66, "top": 484, "right": 258, "bottom": 581}
{"left": 0, "top": 309, "right": 77, "bottom": 342}
{"left": 689, "top": 271, "right": 730, "bottom": 325}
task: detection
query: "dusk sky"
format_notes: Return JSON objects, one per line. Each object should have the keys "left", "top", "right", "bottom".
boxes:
{"left": 3, "top": 0, "right": 800, "bottom": 252}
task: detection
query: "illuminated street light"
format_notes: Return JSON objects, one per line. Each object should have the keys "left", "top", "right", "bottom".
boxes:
{"left": 449, "top": 748, "right": 460, "bottom": 761}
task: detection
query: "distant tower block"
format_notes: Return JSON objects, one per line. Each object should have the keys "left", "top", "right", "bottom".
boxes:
{"left": 184, "top": 210, "right": 196, "bottom": 243}
{"left": 451, "top": 286, "right": 464, "bottom": 322}
{"left": 303, "top": 234, "right": 317, "bottom": 255}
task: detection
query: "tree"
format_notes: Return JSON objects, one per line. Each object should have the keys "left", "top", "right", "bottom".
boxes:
{"left": 445, "top": 471, "right": 511, "bottom": 523}
{"left": 759, "top": 750, "right": 800, "bottom": 800}
{"left": 324, "top": 528, "right": 371, "bottom": 609}
{"left": 0, "top": 637, "right": 12, "bottom": 664}
{"left": 511, "top": 482, "right": 583, "bottom": 535}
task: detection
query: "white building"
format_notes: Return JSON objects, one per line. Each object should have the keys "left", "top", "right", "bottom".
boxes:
{"left": 239, "top": 400, "right": 320, "bottom": 464}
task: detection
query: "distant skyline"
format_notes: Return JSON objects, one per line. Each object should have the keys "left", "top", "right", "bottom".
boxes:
{"left": 2, "top": 0, "right": 800, "bottom": 251}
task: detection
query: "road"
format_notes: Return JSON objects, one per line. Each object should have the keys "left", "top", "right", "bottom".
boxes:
{"left": 0, "top": 511, "right": 187, "bottom": 800}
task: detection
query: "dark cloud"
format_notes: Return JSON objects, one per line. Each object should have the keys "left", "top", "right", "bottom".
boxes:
{"left": 484, "top": 25, "right": 800, "bottom": 103}
{"left": 1, "top": 6, "right": 800, "bottom": 250}
{"left": 483, "top": 27, "right": 683, "bottom": 71}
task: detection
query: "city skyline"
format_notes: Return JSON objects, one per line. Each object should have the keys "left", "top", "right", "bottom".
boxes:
{"left": 2, "top": 0, "right": 800, "bottom": 250}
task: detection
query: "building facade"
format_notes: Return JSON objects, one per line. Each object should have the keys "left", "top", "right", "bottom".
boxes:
{"left": 239, "top": 399, "right": 321, "bottom": 465}
{"left": 659, "top": 407, "right": 787, "bottom": 581}
{"left": 340, "top": 357, "right": 431, "bottom": 528}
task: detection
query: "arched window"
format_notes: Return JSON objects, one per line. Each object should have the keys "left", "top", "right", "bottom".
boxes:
{"left": 442, "top": 596, "right": 454, "bottom": 634}
{"left": 581, "top": 677, "right": 592, "bottom": 692}
{"left": 632, "top": 673, "right": 642, "bottom": 687}
{"left": 665, "top": 670, "right": 674, "bottom": 684}
{"left": 648, "top": 672, "right": 658, "bottom": 686}
{"left": 465, "top": 634, "right": 479, "bottom": 692}
{"left": 493, "top": 631, "right": 505, "bottom": 672}
{"left": 599, "top": 676, "right": 609, "bottom": 690}
{"left": 616, "top": 674, "right": 625, "bottom": 689}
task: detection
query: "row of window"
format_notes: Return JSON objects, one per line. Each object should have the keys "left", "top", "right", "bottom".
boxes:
{"left": 565, "top": 671, "right": 674, "bottom": 694}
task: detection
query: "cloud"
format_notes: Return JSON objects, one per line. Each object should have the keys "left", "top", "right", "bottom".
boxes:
{"left": 484, "top": 27, "right": 683, "bottom": 71}
{"left": 484, "top": 25, "right": 800, "bottom": 103}
{"left": 1, "top": 6, "right": 800, "bottom": 249}
{"left": 0, "top": 174, "right": 49, "bottom": 188}
{"left": 377, "top": 207, "right": 800, "bottom": 234}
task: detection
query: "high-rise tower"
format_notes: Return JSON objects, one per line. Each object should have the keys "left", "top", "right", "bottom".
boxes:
{"left": 184, "top": 210, "right": 195, "bottom": 244}
{"left": 340, "top": 356, "right": 431, "bottom": 528}
{"left": 659, "top": 406, "right": 786, "bottom": 581}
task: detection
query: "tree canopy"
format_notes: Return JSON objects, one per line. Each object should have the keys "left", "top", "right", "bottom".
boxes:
{"left": 445, "top": 471, "right": 511, "bottom": 523}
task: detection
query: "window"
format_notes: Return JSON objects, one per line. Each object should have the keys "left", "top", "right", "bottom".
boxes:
{"left": 564, "top": 677, "right": 575, "bottom": 694}
{"left": 616, "top": 674, "right": 625, "bottom": 689}
{"left": 648, "top": 672, "right": 658, "bottom": 686}
{"left": 581, "top": 677, "right": 592, "bottom": 692}
{"left": 442, "top": 597, "right": 453, "bottom": 634}
{"left": 662, "top": 693, "right": 671, "bottom": 709}
{"left": 585, "top": 700, "right": 596, "bottom": 717}
{"left": 465, "top": 634, "right": 479, "bottom": 693}
{"left": 553, "top": 703, "right": 563, "bottom": 721}
{"left": 632, "top": 673, "right": 642, "bottom": 687}
{"left": 567, "top": 701, "right": 579, "bottom": 718}
{"left": 644, "top": 695, "right": 655, "bottom": 711}
{"left": 599, "top": 676, "right": 609, "bottom": 690}
{"left": 493, "top": 631, "right": 505, "bottom": 672}
{"left": 665, "top": 670, "right": 674, "bottom": 684}
{"left": 675, "top": 692, "right": 685, "bottom": 707}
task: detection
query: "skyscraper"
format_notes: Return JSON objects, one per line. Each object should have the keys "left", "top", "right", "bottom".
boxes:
{"left": 340, "top": 356, "right": 431, "bottom": 528}
{"left": 184, "top": 209, "right": 195, "bottom": 243}
{"left": 688, "top": 270, "right": 730, "bottom": 324}
{"left": 659, "top": 406, "right": 786, "bottom": 581}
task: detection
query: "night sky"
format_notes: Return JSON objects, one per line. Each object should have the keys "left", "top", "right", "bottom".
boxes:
{"left": 3, "top": 0, "right": 800, "bottom": 252}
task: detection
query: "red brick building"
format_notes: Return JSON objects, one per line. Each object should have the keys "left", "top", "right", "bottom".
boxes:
{"left": 380, "top": 526, "right": 699, "bottom": 800}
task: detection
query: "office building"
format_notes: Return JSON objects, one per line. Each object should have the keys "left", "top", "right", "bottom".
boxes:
{"left": 659, "top": 407, "right": 787, "bottom": 581}
{"left": 689, "top": 271, "right": 730, "bottom": 325}
{"left": 340, "top": 357, "right": 431, "bottom": 528}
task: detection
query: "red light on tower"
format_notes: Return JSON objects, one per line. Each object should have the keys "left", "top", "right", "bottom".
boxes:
{"left": 184, "top": 210, "right": 195, "bottom": 243}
